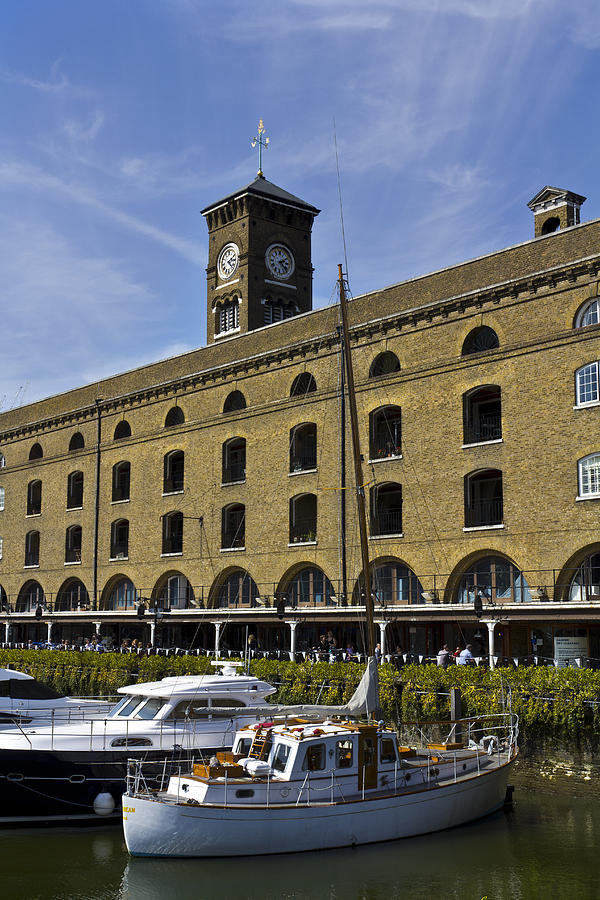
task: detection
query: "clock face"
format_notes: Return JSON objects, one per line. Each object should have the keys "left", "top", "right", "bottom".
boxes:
{"left": 217, "top": 243, "right": 239, "bottom": 280}
{"left": 265, "top": 244, "right": 294, "bottom": 280}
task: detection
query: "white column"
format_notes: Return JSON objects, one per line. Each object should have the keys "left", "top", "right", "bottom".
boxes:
{"left": 150, "top": 621, "right": 156, "bottom": 648}
{"left": 214, "top": 621, "right": 222, "bottom": 656}
{"left": 483, "top": 619, "right": 496, "bottom": 670}
{"left": 376, "top": 620, "right": 387, "bottom": 656}
{"left": 46, "top": 621, "right": 52, "bottom": 644}
{"left": 5, "top": 621, "right": 10, "bottom": 644}
{"left": 289, "top": 621, "right": 298, "bottom": 660}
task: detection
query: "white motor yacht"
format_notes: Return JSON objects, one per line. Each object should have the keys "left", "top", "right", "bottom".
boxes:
{"left": 0, "top": 667, "right": 112, "bottom": 726}
{"left": 0, "top": 661, "right": 275, "bottom": 824}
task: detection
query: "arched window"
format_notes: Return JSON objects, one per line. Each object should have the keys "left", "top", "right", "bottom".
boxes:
{"left": 0, "top": 584, "right": 7, "bottom": 609}
{"left": 114, "top": 420, "right": 131, "bottom": 440}
{"left": 369, "top": 407, "right": 401, "bottom": 459}
{"left": 541, "top": 216, "right": 560, "bottom": 235}
{"left": 463, "top": 386, "right": 502, "bottom": 444}
{"left": 370, "top": 483, "right": 402, "bottom": 536}
{"left": 263, "top": 298, "right": 297, "bottom": 325}
{"left": 217, "top": 298, "right": 240, "bottom": 335}
{"left": 165, "top": 406, "right": 185, "bottom": 428}
{"left": 164, "top": 450, "right": 184, "bottom": 493}
{"left": 462, "top": 326, "right": 499, "bottom": 356}
{"left": 578, "top": 454, "right": 600, "bottom": 498}
{"left": 222, "top": 437, "right": 246, "bottom": 484}
{"left": 103, "top": 578, "right": 137, "bottom": 611}
{"left": 290, "top": 423, "right": 317, "bottom": 472}
{"left": 162, "top": 511, "right": 183, "bottom": 554}
{"left": 69, "top": 432, "right": 85, "bottom": 451}
{"left": 16, "top": 579, "right": 44, "bottom": 612}
{"left": 576, "top": 299, "right": 600, "bottom": 329}
{"left": 569, "top": 551, "right": 600, "bottom": 602}
{"left": 26, "top": 480, "right": 42, "bottom": 516}
{"left": 286, "top": 567, "right": 334, "bottom": 607}
{"left": 25, "top": 530, "right": 40, "bottom": 567}
{"left": 290, "top": 372, "right": 317, "bottom": 397}
{"left": 223, "top": 391, "right": 246, "bottom": 413}
{"left": 458, "top": 556, "right": 530, "bottom": 604}
{"left": 155, "top": 573, "right": 195, "bottom": 610}
{"left": 464, "top": 469, "right": 503, "bottom": 527}
{"left": 289, "top": 494, "right": 317, "bottom": 543}
{"left": 110, "top": 519, "right": 129, "bottom": 559}
{"left": 216, "top": 570, "right": 259, "bottom": 609}
{"left": 29, "top": 442, "right": 43, "bottom": 460}
{"left": 369, "top": 352, "right": 400, "bottom": 379}
{"left": 67, "top": 471, "right": 84, "bottom": 509}
{"left": 372, "top": 561, "right": 424, "bottom": 606}
{"left": 222, "top": 503, "right": 245, "bottom": 549}
{"left": 56, "top": 578, "right": 89, "bottom": 611}
{"left": 112, "top": 461, "right": 131, "bottom": 502}
{"left": 65, "top": 525, "right": 82, "bottom": 563}
{"left": 575, "top": 362, "right": 600, "bottom": 406}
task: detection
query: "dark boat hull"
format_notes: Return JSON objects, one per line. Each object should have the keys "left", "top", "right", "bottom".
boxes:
{"left": 0, "top": 747, "right": 216, "bottom": 825}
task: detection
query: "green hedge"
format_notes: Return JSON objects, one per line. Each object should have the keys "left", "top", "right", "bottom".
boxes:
{"left": 3, "top": 650, "right": 600, "bottom": 739}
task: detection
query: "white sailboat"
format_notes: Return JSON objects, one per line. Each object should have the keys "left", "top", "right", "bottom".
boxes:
{"left": 122, "top": 267, "right": 519, "bottom": 857}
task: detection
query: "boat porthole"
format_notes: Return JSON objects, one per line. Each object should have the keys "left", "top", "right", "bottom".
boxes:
{"left": 462, "top": 764, "right": 467, "bottom": 771}
{"left": 235, "top": 789, "right": 254, "bottom": 798}
{"left": 405, "top": 774, "right": 411, "bottom": 781}
{"left": 280, "top": 788, "right": 290, "bottom": 798}
{"left": 7, "top": 773, "right": 24, "bottom": 781}
{"left": 69, "top": 774, "right": 86, "bottom": 784}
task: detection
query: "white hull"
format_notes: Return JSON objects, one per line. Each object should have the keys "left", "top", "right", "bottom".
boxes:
{"left": 123, "top": 757, "right": 515, "bottom": 857}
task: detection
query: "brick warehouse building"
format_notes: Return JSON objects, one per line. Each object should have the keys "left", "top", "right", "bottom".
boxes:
{"left": 1, "top": 178, "right": 600, "bottom": 664}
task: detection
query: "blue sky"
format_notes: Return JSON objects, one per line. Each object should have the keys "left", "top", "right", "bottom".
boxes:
{"left": 1, "top": 0, "right": 599, "bottom": 407}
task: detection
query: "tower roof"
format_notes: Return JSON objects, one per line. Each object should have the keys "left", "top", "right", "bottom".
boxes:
{"left": 201, "top": 175, "right": 320, "bottom": 217}
{"left": 527, "top": 185, "right": 586, "bottom": 212}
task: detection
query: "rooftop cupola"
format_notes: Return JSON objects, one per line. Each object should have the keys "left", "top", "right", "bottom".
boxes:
{"left": 528, "top": 186, "right": 586, "bottom": 238}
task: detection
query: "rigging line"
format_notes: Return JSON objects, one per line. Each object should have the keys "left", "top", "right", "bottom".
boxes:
{"left": 333, "top": 117, "right": 349, "bottom": 285}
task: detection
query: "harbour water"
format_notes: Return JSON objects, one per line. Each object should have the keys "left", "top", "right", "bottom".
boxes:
{"left": 1, "top": 780, "right": 596, "bottom": 900}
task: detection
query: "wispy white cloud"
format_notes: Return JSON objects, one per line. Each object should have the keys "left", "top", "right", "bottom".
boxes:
{"left": 61, "top": 111, "right": 105, "bottom": 143}
{"left": 0, "top": 219, "right": 161, "bottom": 402}
{"left": 0, "top": 160, "right": 203, "bottom": 264}
{"left": 0, "top": 58, "right": 89, "bottom": 96}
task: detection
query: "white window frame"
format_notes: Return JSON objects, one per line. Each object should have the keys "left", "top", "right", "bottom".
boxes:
{"left": 0, "top": 454, "right": 5, "bottom": 469}
{"left": 0, "top": 486, "right": 4, "bottom": 511}
{"left": 577, "top": 299, "right": 600, "bottom": 328}
{"left": 0, "top": 536, "right": 3, "bottom": 559}
{"left": 578, "top": 454, "right": 600, "bottom": 499}
{"left": 575, "top": 362, "right": 600, "bottom": 407}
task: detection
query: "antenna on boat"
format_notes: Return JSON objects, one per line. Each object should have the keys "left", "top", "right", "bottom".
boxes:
{"left": 337, "top": 264, "right": 376, "bottom": 657}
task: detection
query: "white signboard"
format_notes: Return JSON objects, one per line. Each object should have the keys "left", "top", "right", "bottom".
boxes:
{"left": 553, "top": 635, "right": 587, "bottom": 667}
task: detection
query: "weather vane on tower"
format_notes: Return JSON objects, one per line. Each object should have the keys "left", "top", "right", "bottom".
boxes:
{"left": 251, "top": 119, "right": 269, "bottom": 177}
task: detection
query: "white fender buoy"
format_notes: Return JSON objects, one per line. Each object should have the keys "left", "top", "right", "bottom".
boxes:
{"left": 93, "top": 792, "right": 116, "bottom": 817}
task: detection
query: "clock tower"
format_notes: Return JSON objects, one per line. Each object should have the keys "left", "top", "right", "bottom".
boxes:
{"left": 201, "top": 172, "right": 320, "bottom": 344}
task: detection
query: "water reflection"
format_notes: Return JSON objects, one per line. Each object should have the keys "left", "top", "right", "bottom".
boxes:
{"left": 2, "top": 788, "right": 599, "bottom": 900}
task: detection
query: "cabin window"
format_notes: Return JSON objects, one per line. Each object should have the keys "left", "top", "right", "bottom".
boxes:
{"left": 111, "top": 737, "right": 153, "bottom": 748}
{"left": 272, "top": 743, "right": 292, "bottom": 773}
{"left": 234, "top": 737, "right": 253, "bottom": 756}
{"left": 168, "top": 699, "right": 209, "bottom": 719}
{"left": 117, "top": 696, "right": 145, "bottom": 717}
{"left": 211, "top": 697, "right": 246, "bottom": 718}
{"left": 134, "top": 698, "right": 166, "bottom": 720}
{"left": 302, "top": 743, "right": 326, "bottom": 771}
{"left": 380, "top": 738, "right": 397, "bottom": 763}
{"left": 336, "top": 739, "right": 354, "bottom": 768}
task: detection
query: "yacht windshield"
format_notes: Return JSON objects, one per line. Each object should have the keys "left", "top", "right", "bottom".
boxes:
{"left": 115, "top": 696, "right": 145, "bottom": 718}
{"left": 134, "top": 698, "right": 166, "bottom": 719}
{"left": 272, "top": 743, "right": 291, "bottom": 772}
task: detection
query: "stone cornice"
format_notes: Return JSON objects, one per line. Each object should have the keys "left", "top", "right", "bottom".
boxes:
{"left": 1, "top": 250, "right": 599, "bottom": 443}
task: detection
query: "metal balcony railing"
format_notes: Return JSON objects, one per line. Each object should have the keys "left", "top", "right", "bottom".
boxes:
{"left": 464, "top": 413, "right": 502, "bottom": 444}
{"left": 465, "top": 498, "right": 503, "bottom": 527}
{"left": 370, "top": 436, "right": 402, "bottom": 458}
{"left": 290, "top": 455, "right": 317, "bottom": 472}
{"left": 371, "top": 509, "right": 403, "bottom": 535}
{"left": 222, "top": 464, "right": 246, "bottom": 483}
{"left": 110, "top": 542, "right": 129, "bottom": 559}
{"left": 222, "top": 530, "right": 245, "bottom": 549}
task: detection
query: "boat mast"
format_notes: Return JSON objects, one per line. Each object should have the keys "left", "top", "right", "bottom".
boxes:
{"left": 337, "top": 264, "right": 376, "bottom": 657}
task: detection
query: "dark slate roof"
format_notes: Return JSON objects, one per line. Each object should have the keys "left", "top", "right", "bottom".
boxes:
{"left": 201, "top": 175, "right": 320, "bottom": 216}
